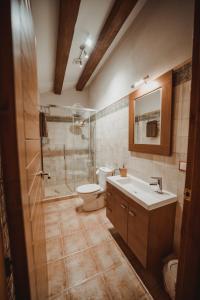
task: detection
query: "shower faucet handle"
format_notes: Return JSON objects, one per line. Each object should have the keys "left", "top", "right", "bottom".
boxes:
{"left": 35, "top": 170, "right": 51, "bottom": 179}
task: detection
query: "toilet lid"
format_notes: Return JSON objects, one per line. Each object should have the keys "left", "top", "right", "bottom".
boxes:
{"left": 77, "top": 184, "right": 101, "bottom": 194}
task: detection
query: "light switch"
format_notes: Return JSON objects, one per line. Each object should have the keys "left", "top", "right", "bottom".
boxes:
{"left": 179, "top": 161, "right": 187, "bottom": 172}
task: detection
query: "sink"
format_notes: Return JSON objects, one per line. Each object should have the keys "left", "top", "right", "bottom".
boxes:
{"left": 107, "top": 175, "right": 177, "bottom": 210}
{"left": 116, "top": 178, "right": 133, "bottom": 185}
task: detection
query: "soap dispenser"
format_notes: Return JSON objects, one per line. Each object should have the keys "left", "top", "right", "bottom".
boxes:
{"left": 119, "top": 164, "right": 127, "bottom": 177}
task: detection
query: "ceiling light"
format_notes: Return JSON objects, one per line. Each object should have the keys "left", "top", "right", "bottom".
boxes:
{"left": 131, "top": 75, "right": 149, "bottom": 89}
{"left": 85, "top": 37, "right": 93, "bottom": 48}
{"left": 134, "top": 79, "right": 145, "bottom": 88}
{"left": 73, "top": 41, "right": 91, "bottom": 68}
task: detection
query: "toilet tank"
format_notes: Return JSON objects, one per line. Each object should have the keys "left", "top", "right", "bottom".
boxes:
{"left": 98, "top": 167, "right": 113, "bottom": 189}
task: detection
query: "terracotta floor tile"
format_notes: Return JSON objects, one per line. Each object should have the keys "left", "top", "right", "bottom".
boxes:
{"left": 65, "top": 248, "right": 98, "bottom": 288}
{"left": 63, "top": 231, "right": 88, "bottom": 256}
{"left": 80, "top": 213, "right": 100, "bottom": 229}
{"left": 60, "top": 208, "right": 78, "bottom": 222}
{"left": 85, "top": 224, "right": 111, "bottom": 247}
{"left": 61, "top": 216, "right": 83, "bottom": 236}
{"left": 45, "top": 212, "right": 60, "bottom": 225}
{"left": 48, "top": 260, "right": 67, "bottom": 297}
{"left": 103, "top": 263, "right": 151, "bottom": 300}
{"left": 46, "top": 222, "right": 61, "bottom": 239}
{"left": 96, "top": 208, "right": 110, "bottom": 224}
{"left": 44, "top": 203, "right": 59, "bottom": 214}
{"left": 103, "top": 221, "right": 114, "bottom": 231}
{"left": 92, "top": 240, "right": 123, "bottom": 272}
{"left": 44, "top": 198, "right": 152, "bottom": 300}
{"left": 46, "top": 238, "right": 63, "bottom": 262}
{"left": 68, "top": 274, "right": 110, "bottom": 300}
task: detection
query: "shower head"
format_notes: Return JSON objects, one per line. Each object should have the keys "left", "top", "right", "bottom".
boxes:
{"left": 79, "top": 120, "right": 87, "bottom": 127}
{"left": 74, "top": 119, "right": 87, "bottom": 128}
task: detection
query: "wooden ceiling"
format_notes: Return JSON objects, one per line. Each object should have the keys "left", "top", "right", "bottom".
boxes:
{"left": 54, "top": 0, "right": 81, "bottom": 94}
{"left": 76, "top": 0, "right": 138, "bottom": 91}
{"left": 54, "top": 0, "right": 138, "bottom": 94}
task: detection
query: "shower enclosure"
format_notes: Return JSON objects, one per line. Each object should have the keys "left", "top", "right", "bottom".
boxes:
{"left": 41, "top": 105, "right": 96, "bottom": 198}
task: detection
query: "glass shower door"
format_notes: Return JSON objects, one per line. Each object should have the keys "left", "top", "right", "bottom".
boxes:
{"left": 72, "top": 113, "right": 96, "bottom": 191}
{"left": 42, "top": 105, "right": 96, "bottom": 198}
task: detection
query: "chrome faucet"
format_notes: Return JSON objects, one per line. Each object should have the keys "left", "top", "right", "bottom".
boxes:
{"left": 149, "top": 177, "right": 163, "bottom": 194}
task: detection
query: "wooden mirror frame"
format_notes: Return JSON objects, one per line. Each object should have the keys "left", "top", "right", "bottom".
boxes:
{"left": 129, "top": 70, "right": 173, "bottom": 155}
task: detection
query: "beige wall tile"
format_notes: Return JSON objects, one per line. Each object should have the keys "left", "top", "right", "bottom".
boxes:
{"left": 96, "top": 80, "right": 191, "bottom": 253}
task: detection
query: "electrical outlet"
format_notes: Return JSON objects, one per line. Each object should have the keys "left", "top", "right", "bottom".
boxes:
{"left": 179, "top": 161, "right": 187, "bottom": 172}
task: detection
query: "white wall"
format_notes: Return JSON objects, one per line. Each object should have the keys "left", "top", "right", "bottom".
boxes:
{"left": 31, "top": 0, "right": 90, "bottom": 107}
{"left": 88, "top": 0, "right": 194, "bottom": 109}
{"left": 31, "top": 0, "right": 59, "bottom": 93}
{"left": 40, "top": 87, "right": 89, "bottom": 108}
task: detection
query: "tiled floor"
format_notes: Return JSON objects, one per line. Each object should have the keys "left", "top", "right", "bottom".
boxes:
{"left": 44, "top": 198, "right": 153, "bottom": 300}
{"left": 45, "top": 183, "right": 73, "bottom": 198}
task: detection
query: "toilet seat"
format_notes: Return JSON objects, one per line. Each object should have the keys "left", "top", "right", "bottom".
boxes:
{"left": 76, "top": 184, "right": 101, "bottom": 194}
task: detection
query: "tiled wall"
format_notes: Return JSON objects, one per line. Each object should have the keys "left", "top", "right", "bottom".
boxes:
{"left": 96, "top": 63, "right": 191, "bottom": 254}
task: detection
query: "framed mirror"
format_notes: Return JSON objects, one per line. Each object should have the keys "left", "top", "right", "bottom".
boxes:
{"left": 129, "top": 71, "right": 172, "bottom": 155}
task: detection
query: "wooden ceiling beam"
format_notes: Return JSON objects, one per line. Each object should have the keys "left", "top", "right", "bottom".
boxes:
{"left": 76, "top": 0, "right": 138, "bottom": 91}
{"left": 54, "top": 0, "right": 81, "bottom": 94}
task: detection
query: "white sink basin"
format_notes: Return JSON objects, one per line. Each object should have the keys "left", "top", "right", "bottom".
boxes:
{"left": 107, "top": 175, "right": 177, "bottom": 210}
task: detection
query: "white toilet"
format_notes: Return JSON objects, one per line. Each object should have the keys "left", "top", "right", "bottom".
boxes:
{"left": 76, "top": 167, "right": 113, "bottom": 212}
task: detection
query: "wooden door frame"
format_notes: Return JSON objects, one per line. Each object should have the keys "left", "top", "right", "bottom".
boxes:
{"left": 0, "top": 0, "right": 32, "bottom": 298}
{"left": 176, "top": 0, "right": 200, "bottom": 299}
{"left": 0, "top": 228, "right": 7, "bottom": 300}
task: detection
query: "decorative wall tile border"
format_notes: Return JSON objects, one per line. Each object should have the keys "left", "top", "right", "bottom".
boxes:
{"left": 173, "top": 61, "right": 192, "bottom": 86}
{"left": 43, "top": 149, "right": 89, "bottom": 157}
{"left": 135, "top": 109, "right": 160, "bottom": 122}
{"left": 96, "top": 61, "right": 192, "bottom": 120}
{"left": 46, "top": 115, "right": 94, "bottom": 124}
{"left": 96, "top": 96, "right": 128, "bottom": 120}
{"left": 46, "top": 116, "right": 73, "bottom": 123}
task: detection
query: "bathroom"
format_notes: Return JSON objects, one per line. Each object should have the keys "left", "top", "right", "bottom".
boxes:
{"left": 0, "top": 0, "right": 199, "bottom": 300}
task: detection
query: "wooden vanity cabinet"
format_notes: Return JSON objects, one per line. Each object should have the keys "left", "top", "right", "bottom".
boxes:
{"left": 106, "top": 183, "right": 128, "bottom": 241}
{"left": 128, "top": 201, "right": 149, "bottom": 267}
{"left": 114, "top": 192, "right": 128, "bottom": 241}
{"left": 106, "top": 182, "right": 176, "bottom": 272}
{"left": 105, "top": 184, "right": 115, "bottom": 224}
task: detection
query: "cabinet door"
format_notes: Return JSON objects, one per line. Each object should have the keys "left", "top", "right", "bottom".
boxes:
{"left": 128, "top": 202, "right": 149, "bottom": 267}
{"left": 114, "top": 194, "right": 128, "bottom": 242}
{"left": 106, "top": 186, "right": 115, "bottom": 225}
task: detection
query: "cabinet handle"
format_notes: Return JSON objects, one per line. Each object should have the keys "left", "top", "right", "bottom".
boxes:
{"left": 129, "top": 210, "right": 136, "bottom": 217}
{"left": 120, "top": 204, "right": 127, "bottom": 209}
